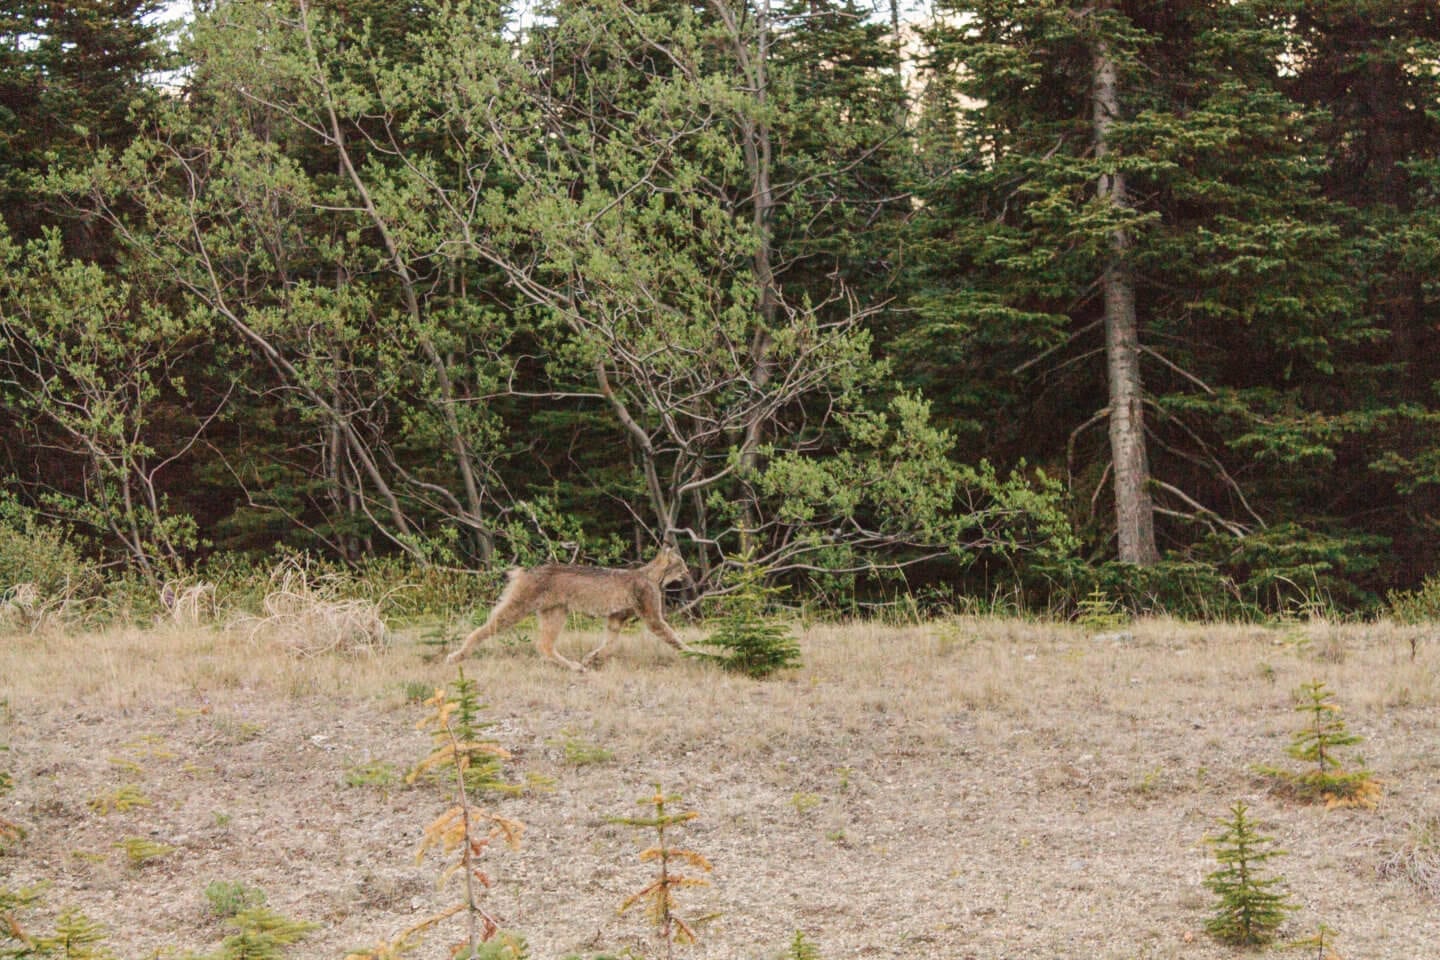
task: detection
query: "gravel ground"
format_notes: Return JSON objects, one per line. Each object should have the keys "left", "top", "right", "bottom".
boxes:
{"left": 2, "top": 618, "right": 1438, "bottom": 959}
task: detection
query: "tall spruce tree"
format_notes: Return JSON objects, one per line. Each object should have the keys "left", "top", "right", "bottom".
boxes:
{"left": 908, "top": 1, "right": 1382, "bottom": 601}
{"left": 0, "top": 0, "right": 170, "bottom": 250}
{"left": 1271, "top": 1, "right": 1440, "bottom": 589}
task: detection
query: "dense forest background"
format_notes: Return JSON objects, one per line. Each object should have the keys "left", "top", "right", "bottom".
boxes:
{"left": 2, "top": 0, "right": 1438, "bottom": 617}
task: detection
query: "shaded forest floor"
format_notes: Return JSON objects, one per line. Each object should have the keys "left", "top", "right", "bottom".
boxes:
{"left": 3, "top": 617, "right": 1439, "bottom": 959}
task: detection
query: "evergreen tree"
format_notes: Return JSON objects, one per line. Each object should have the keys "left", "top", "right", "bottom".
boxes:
{"left": 0, "top": 0, "right": 171, "bottom": 250}
{"left": 1204, "top": 801, "right": 1293, "bottom": 946}
{"left": 908, "top": 1, "right": 1384, "bottom": 601}
{"left": 1270, "top": 1, "right": 1440, "bottom": 590}
{"left": 1262, "top": 679, "right": 1381, "bottom": 808}
{"left": 686, "top": 545, "right": 801, "bottom": 677}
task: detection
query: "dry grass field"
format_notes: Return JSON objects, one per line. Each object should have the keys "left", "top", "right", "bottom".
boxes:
{"left": 3, "top": 615, "right": 1438, "bottom": 959}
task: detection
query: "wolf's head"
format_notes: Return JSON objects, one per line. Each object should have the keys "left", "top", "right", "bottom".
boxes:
{"left": 647, "top": 544, "right": 690, "bottom": 586}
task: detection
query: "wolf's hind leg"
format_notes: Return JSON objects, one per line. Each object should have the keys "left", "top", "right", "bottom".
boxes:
{"left": 582, "top": 614, "right": 628, "bottom": 668}
{"left": 447, "top": 614, "right": 498, "bottom": 663}
{"left": 447, "top": 593, "right": 531, "bottom": 663}
{"left": 535, "top": 606, "right": 583, "bottom": 672}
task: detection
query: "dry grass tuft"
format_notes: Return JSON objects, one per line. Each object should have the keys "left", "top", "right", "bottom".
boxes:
{"left": 1377, "top": 815, "right": 1440, "bottom": 898}
{"left": 159, "top": 579, "right": 217, "bottom": 628}
{"left": 0, "top": 581, "right": 81, "bottom": 633}
{"left": 231, "top": 559, "right": 389, "bottom": 657}
{"left": 0, "top": 581, "right": 40, "bottom": 626}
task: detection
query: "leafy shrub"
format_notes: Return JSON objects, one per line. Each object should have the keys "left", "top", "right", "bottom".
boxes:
{"left": 1387, "top": 572, "right": 1440, "bottom": 624}
{"left": 0, "top": 493, "right": 102, "bottom": 629}
{"left": 0, "top": 494, "right": 99, "bottom": 594}
{"left": 1035, "top": 557, "right": 1259, "bottom": 622}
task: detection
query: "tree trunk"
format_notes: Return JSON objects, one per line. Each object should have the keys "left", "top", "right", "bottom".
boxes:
{"left": 1092, "top": 22, "right": 1160, "bottom": 565}
{"left": 712, "top": 0, "right": 777, "bottom": 555}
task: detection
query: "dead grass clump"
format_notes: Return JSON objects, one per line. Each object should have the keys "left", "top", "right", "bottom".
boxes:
{"left": 1, "top": 581, "right": 40, "bottom": 627}
{"left": 1377, "top": 815, "right": 1440, "bottom": 898}
{"left": 0, "top": 581, "right": 83, "bottom": 633}
{"left": 233, "top": 560, "right": 390, "bottom": 657}
{"left": 159, "top": 579, "right": 217, "bottom": 628}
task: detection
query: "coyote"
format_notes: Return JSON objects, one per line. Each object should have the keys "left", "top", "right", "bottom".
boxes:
{"left": 446, "top": 545, "right": 691, "bottom": 671}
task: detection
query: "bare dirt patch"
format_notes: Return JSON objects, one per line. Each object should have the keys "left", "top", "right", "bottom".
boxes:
{"left": 3, "top": 618, "right": 1438, "bottom": 958}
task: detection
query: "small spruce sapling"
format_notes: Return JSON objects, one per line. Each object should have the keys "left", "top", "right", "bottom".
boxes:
{"left": 1076, "top": 587, "right": 1127, "bottom": 632}
{"left": 31, "top": 909, "right": 114, "bottom": 960}
{"left": 1289, "top": 924, "right": 1343, "bottom": 960}
{"left": 1204, "top": 801, "right": 1293, "bottom": 946}
{"left": 614, "top": 785, "right": 713, "bottom": 957}
{"left": 781, "top": 930, "right": 822, "bottom": 960}
{"left": 686, "top": 547, "right": 799, "bottom": 678}
{"left": 1262, "top": 679, "right": 1380, "bottom": 808}
{"left": 214, "top": 909, "right": 318, "bottom": 960}
{"left": 349, "top": 670, "right": 523, "bottom": 960}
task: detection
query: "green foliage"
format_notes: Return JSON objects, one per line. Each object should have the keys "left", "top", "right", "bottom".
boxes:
{"left": 1035, "top": 558, "right": 1260, "bottom": 622}
{"left": 1188, "top": 524, "right": 1386, "bottom": 613}
{"left": 347, "top": 557, "right": 503, "bottom": 623}
{"left": 613, "top": 786, "right": 713, "bottom": 955}
{"left": 1387, "top": 572, "right": 1440, "bottom": 624}
{"left": 115, "top": 837, "right": 174, "bottom": 868}
{"left": 1, "top": 0, "right": 1438, "bottom": 616}
{"left": 86, "top": 785, "right": 150, "bottom": 816}
{"left": 212, "top": 909, "right": 317, "bottom": 960}
{"left": 0, "top": 226, "right": 197, "bottom": 580}
{"left": 1, "top": 888, "right": 121, "bottom": 960}
{"left": 688, "top": 548, "right": 800, "bottom": 679}
{"left": 30, "top": 909, "right": 114, "bottom": 960}
{"left": 1203, "top": 801, "right": 1293, "bottom": 947}
{"left": 204, "top": 882, "right": 269, "bottom": 920}
{"left": 1074, "top": 588, "right": 1127, "bottom": 632}
{"left": 1261, "top": 680, "right": 1380, "bottom": 809}
{"left": 407, "top": 672, "right": 520, "bottom": 798}
{"left": 0, "top": 493, "right": 101, "bottom": 609}
{"left": 343, "top": 760, "right": 401, "bottom": 793}
{"left": 550, "top": 732, "right": 614, "bottom": 767}
{"left": 907, "top": 0, "right": 1438, "bottom": 595}
{"left": 780, "top": 931, "right": 822, "bottom": 960}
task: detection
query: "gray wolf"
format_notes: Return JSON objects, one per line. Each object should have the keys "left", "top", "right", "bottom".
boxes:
{"left": 446, "top": 546, "right": 691, "bottom": 671}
